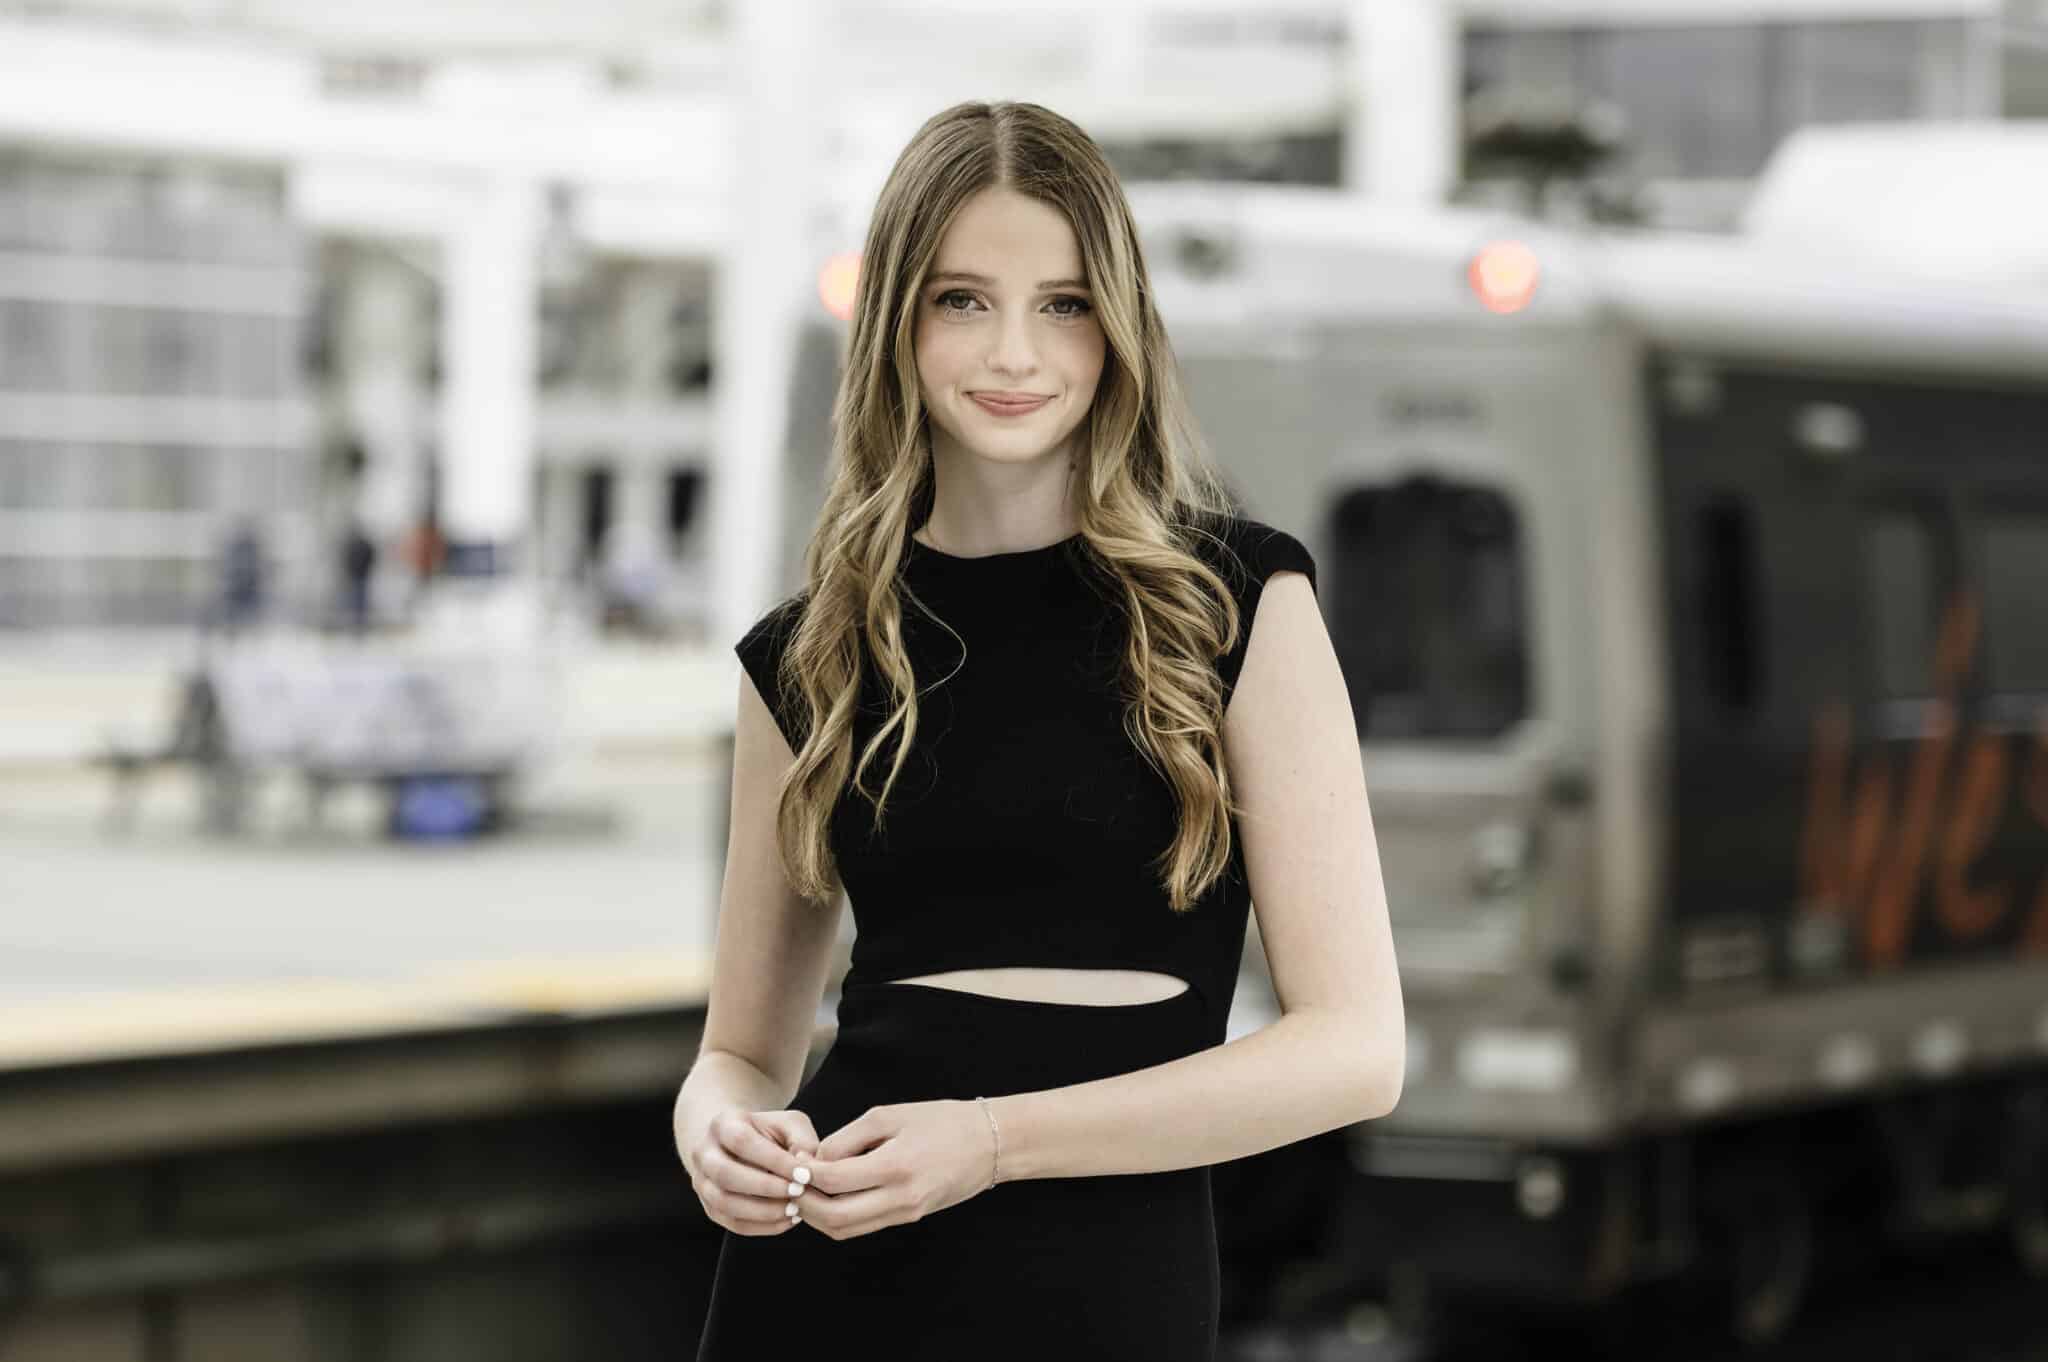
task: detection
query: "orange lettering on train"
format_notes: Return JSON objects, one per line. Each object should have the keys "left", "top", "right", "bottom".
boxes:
{"left": 1798, "top": 591, "right": 2034, "bottom": 970}
{"left": 1933, "top": 730, "right": 2010, "bottom": 940}
{"left": 1860, "top": 593, "right": 1976, "bottom": 969}
{"left": 1800, "top": 700, "right": 1893, "bottom": 918}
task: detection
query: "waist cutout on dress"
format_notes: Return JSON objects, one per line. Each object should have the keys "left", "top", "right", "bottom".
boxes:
{"left": 826, "top": 972, "right": 1212, "bottom": 1102}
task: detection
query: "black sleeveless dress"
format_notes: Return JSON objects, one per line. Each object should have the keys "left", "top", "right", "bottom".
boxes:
{"left": 696, "top": 511, "right": 1317, "bottom": 1361}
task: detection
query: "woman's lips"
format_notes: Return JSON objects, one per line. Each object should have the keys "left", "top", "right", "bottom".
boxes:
{"left": 969, "top": 393, "right": 1052, "bottom": 417}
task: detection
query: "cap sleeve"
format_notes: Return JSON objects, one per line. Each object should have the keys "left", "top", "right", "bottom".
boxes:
{"left": 733, "top": 594, "right": 810, "bottom": 751}
{"left": 1200, "top": 514, "right": 1319, "bottom": 707}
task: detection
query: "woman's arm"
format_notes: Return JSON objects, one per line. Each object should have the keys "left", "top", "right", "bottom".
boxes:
{"left": 673, "top": 670, "right": 844, "bottom": 1160}
{"left": 986, "top": 569, "right": 1404, "bottom": 1179}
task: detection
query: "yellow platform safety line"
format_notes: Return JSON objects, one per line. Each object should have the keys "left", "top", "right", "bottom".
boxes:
{"left": 416, "top": 950, "right": 718, "bottom": 1016}
{"left": 0, "top": 950, "right": 719, "bottom": 1072}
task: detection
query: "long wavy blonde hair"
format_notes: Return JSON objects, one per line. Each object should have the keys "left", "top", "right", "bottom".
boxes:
{"left": 770, "top": 99, "right": 1251, "bottom": 913}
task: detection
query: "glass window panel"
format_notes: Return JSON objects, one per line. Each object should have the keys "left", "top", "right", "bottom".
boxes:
{"left": 1465, "top": 27, "right": 1581, "bottom": 94}
{"left": 92, "top": 444, "right": 207, "bottom": 512}
{"left": 1785, "top": 20, "right": 1930, "bottom": 124}
{"left": 0, "top": 300, "right": 65, "bottom": 390}
{"left": 0, "top": 160, "right": 29, "bottom": 250}
{"left": 1584, "top": 25, "right": 1773, "bottom": 179}
{"left": 143, "top": 309, "right": 199, "bottom": 393}
{"left": 1697, "top": 497, "right": 1763, "bottom": 712}
{"left": 1980, "top": 513, "right": 2048, "bottom": 694}
{"left": 1325, "top": 474, "right": 1530, "bottom": 740}
{"left": 91, "top": 305, "right": 142, "bottom": 392}
{"left": 1862, "top": 506, "right": 1939, "bottom": 698}
{"left": 0, "top": 442, "right": 65, "bottom": 509}
{"left": 224, "top": 314, "right": 288, "bottom": 397}
{"left": 217, "top": 448, "right": 281, "bottom": 514}
{"left": 93, "top": 445, "right": 137, "bottom": 510}
{"left": 0, "top": 558, "right": 63, "bottom": 628}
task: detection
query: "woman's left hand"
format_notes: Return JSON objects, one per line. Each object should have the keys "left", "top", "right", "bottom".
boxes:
{"left": 796, "top": 1099, "right": 998, "bottom": 1240}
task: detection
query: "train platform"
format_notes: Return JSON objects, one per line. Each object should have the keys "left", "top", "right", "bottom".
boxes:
{"left": 0, "top": 736, "right": 745, "bottom": 1051}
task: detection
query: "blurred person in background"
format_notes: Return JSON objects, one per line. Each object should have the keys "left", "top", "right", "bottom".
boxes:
{"left": 676, "top": 99, "right": 1402, "bottom": 1360}
{"left": 338, "top": 519, "right": 377, "bottom": 635}
{"left": 211, "top": 515, "right": 267, "bottom": 635}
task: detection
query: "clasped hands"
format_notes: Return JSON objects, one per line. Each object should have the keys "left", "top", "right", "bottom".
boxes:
{"left": 683, "top": 1099, "right": 997, "bottom": 1242}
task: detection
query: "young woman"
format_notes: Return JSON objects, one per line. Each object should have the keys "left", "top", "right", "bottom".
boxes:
{"left": 675, "top": 99, "right": 1403, "bottom": 1359}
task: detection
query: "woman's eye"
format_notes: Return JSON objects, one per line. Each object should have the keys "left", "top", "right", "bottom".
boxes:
{"left": 931, "top": 290, "right": 1091, "bottom": 318}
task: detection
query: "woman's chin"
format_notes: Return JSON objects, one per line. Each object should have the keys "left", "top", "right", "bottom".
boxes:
{"left": 962, "top": 442, "right": 1067, "bottom": 467}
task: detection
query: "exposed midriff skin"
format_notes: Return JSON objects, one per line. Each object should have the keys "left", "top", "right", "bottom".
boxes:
{"left": 880, "top": 967, "right": 1191, "bottom": 1006}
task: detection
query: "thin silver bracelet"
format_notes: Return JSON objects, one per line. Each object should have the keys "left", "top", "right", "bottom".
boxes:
{"left": 973, "top": 1095, "right": 1001, "bottom": 1189}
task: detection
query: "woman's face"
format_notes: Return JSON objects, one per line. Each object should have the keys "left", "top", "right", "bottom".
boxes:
{"left": 913, "top": 187, "right": 1106, "bottom": 472}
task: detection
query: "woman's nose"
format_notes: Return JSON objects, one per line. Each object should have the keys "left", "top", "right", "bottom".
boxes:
{"left": 986, "top": 311, "right": 1038, "bottom": 375}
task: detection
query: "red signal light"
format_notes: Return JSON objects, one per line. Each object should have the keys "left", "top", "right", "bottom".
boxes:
{"left": 818, "top": 251, "right": 860, "bottom": 321}
{"left": 1468, "top": 240, "right": 1540, "bottom": 315}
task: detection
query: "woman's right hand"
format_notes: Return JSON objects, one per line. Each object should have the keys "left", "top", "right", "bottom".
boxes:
{"left": 682, "top": 1108, "right": 823, "bottom": 1236}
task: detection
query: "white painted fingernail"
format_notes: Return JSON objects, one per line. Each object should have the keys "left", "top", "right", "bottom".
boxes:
{"left": 793, "top": 1166, "right": 811, "bottom": 1185}
{"left": 785, "top": 1200, "right": 798, "bottom": 1217}
{"left": 786, "top": 1180, "right": 804, "bottom": 1197}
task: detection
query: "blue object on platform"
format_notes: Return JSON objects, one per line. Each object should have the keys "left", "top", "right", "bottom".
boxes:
{"left": 393, "top": 776, "right": 487, "bottom": 839}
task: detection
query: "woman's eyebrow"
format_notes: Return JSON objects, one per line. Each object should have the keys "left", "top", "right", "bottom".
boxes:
{"left": 928, "top": 270, "right": 1090, "bottom": 290}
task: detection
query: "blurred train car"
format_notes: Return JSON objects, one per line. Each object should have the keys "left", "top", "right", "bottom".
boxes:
{"left": 779, "top": 180, "right": 2048, "bottom": 1346}
{"left": 1136, "top": 182, "right": 2048, "bottom": 1347}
